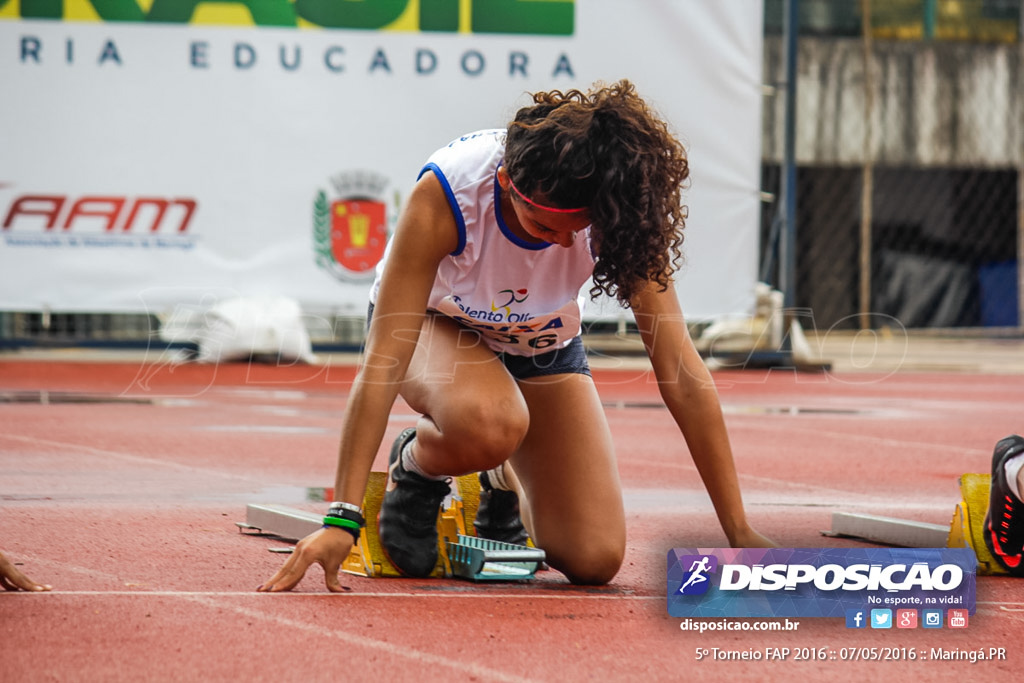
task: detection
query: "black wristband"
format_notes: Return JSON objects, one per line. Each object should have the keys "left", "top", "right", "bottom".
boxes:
{"left": 325, "top": 507, "right": 366, "bottom": 529}
{"left": 321, "top": 521, "right": 360, "bottom": 544}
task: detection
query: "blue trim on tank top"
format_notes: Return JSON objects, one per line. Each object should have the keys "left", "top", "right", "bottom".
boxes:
{"left": 419, "top": 163, "right": 467, "bottom": 256}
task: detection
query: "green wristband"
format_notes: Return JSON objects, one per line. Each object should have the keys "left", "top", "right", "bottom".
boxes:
{"left": 322, "top": 516, "right": 361, "bottom": 531}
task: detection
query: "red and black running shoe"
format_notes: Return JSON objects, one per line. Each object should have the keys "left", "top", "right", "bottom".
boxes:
{"left": 983, "top": 434, "right": 1024, "bottom": 576}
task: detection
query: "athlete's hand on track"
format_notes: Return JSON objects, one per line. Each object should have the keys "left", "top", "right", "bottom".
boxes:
{"left": 257, "top": 526, "right": 354, "bottom": 593}
{"left": 0, "top": 550, "right": 51, "bottom": 592}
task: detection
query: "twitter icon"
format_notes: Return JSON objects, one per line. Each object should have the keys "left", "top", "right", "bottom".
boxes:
{"left": 870, "top": 609, "right": 892, "bottom": 629}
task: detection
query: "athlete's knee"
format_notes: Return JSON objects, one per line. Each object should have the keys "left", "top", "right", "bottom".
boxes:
{"left": 445, "top": 394, "right": 529, "bottom": 467}
{"left": 473, "top": 398, "right": 530, "bottom": 467}
{"left": 551, "top": 541, "right": 625, "bottom": 586}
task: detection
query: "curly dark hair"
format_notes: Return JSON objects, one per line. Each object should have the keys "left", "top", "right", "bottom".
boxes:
{"left": 503, "top": 79, "right": 689, "bottom": 306}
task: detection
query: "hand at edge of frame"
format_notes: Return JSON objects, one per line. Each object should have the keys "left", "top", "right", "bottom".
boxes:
{"left": 0, "top": 550, "right": 52, "bottom": 592}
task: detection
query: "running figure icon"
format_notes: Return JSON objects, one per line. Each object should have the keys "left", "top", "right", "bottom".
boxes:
{"left": 678, "top": 556, "right": 713, "bottom": 593}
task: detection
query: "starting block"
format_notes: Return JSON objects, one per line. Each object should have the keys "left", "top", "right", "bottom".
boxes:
{"left": 239, "top": 471, "right": 545, "bottom": 581}
{"left": 823, "top": 473, "right": 1008, "bottom": 575}
{"left": 447, "top": 535, "right": 547, "bottom": 581}
{"left": 948, "top": 473, "right": 1007, "bottom": 575}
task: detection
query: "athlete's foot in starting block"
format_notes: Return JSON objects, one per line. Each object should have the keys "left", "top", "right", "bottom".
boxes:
{"left": 377, "top": 429, "right": 453, "bottom": 578}
{"left": 475, "top": 469, "right": 530, "bottom": 547}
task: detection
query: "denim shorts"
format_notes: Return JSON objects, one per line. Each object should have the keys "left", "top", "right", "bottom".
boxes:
{"left": 366, "top": 303, "right": 591, "bottom": 381}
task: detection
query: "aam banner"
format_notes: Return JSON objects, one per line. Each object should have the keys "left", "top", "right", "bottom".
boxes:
{"left": 0, "top": 0, "right": 762, "bottom": 321}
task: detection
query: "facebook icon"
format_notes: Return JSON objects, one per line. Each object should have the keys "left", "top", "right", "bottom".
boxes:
{"left": 845, "top": 609, "right": 867, "bottom": 629}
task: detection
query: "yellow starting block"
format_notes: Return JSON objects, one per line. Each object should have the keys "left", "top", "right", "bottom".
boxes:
{"left": 947, "top": 473, "right": 1007, "bottom": 576}
{"left": 340, "top": 472, "right": 482, "bottom": 578}
{"left": 825, "top": 473, "right": 1008, "bottom": 575}
{"left": 241, "top": 472, "right": 544, "bottom": 581}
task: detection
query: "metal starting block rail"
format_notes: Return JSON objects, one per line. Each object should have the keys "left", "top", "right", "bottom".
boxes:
{"left": 238, "top": 471, "right": 545, "bottom": 581}
{"left": 822, "top": 473, "right": 1009, "bottom": 575}
{"left": 239, "top": 503, "right": 321, "bottom": 541}
{"left": 823, "top": 512, "right": 950, "bottom": 548}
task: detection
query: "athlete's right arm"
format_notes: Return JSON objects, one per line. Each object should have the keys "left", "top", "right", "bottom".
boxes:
{"left": 257, "top": 171, "right": 459, "bottom": 592}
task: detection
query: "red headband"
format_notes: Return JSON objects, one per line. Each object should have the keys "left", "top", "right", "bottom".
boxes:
{"left": 506, "top": 176, "right": 587, "bottom": 214}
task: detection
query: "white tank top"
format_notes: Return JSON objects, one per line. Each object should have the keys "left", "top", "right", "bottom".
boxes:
{"left": 371, "top": 130, "right": 596, "bottom": 357}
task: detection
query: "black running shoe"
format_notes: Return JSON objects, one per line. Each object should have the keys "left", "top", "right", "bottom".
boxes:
{"left": 378, "top": 428, "right": 452, "bottom": 578}
{"left": 983, "top": 434, "right": 1024, "bottom": 576}
{"left": 474, "top": 471, "right": 530, "bottom": 547}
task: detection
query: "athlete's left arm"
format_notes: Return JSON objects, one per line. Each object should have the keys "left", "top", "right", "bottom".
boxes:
{"left": 631, "top": 280, "right": 775, "bottom": 548}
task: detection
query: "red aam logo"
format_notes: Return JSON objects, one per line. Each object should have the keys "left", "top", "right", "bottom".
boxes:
{"left": 2, "top": 194, "right": 197, "bottom": 233}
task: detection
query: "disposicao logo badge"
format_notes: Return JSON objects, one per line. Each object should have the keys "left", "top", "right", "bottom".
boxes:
{"left": 667, "top": 547, "right": 977, "bottom": 619}
{"left": 675, "top": 554, "right": 718, "bottom": 596}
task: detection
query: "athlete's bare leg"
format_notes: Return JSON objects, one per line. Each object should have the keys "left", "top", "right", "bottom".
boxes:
{"left": 395, "top": 316, "right": 624, "bottom": 584}
{"left": 398, "top": 314, "right": 529, "bottom": 477}
{"left": 510, "top": 374, "right": 626, "bottom": 585}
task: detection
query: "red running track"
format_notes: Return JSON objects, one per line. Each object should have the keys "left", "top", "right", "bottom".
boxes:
{"left": 1, "top": 359, "right": 1022, "bottom": 681}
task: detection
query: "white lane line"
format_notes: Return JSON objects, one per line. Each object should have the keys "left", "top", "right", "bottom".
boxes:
{"left": 621, "top": 458, "right": 922, "bottom": 503}
{"left": 6, "top": 553, "right": 131, "bottom": 584}
{"left": 979, "top": 601, "right": 1024, "bottom": 607}
{"left": 6, "top": 593, "right": 1021, "bottom": 607}
{"left": 737, "top": 421, "right": 990, "bottom": 459}
{"left": 0, "top": 434, "right": 261, "bottom": 484}
{"left": 0, "top": 590, "right": 660, "bottom": 600}
{"left": 8, "top": 593, "right": 1019, "bottom": 605}
{"left": 176, "top": 594, "right": 536, "bottom": 683}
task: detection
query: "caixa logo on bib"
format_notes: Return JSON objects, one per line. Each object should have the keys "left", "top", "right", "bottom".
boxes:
{"left": 667, "top": 547, "right": 977, "bottom": 619}
{"left": 313, "top": 170, "right": 394, "bottom": 283}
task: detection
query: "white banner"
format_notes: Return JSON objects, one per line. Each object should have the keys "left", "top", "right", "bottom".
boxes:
{"left": 0, "top": 0, "right": 763, "bottom": 321}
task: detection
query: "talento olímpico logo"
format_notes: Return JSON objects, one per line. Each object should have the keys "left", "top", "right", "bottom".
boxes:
{"left": 667, "top": 548, "right": 976, "bottom": 618}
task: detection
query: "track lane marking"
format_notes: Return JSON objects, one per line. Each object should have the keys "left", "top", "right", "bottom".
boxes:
{"left": 0, "top": 433, "right": 265, "bottom": 484}
{"left": 0, "top": 590, "right": 660, "bottom": 599}
{"left": 179, "top": 594, "right": 541, "bottom": 682}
